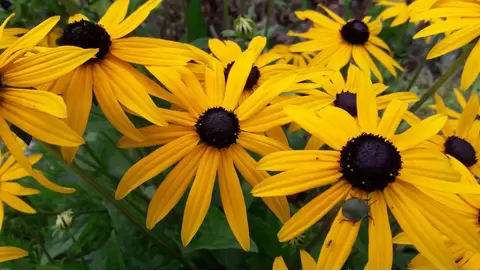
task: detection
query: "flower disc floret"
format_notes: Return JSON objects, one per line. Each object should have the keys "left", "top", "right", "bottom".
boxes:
{"left": 445, "top": 136, "right": 477, "bottom": 167}
{"left": 341, "top": 20, "right": 370, "bottom": 45}
{"left": 340, "top": 133, "right": 402, "bottom": 192}
{"left": 334, "top": 91, "right": 357, "bottom": 116}
{"left": 195, "top": 107, "right": 240, "bottom": 149}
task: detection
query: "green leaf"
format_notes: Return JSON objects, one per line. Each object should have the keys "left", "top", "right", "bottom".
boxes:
{"left": 185, "top": 0, "right": 208, "bottom": 42}
{"left": 90, "top": 231, "right": 127, "bottom": 269}
{"left": 185, "top": 206, "right": 258, "bottom": 252}
{"left": 190, "top": 37, "right": 210, "bottom": 50}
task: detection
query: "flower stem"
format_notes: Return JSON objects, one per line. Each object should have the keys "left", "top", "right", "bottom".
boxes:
{"left": 65, "top": 228, "right": 89, "bottom": 269}
{"left": 405, "top": 36, "right": 439, "bottom": 92}
{"left": 264, "top": 0, "right": 274, "bottom": 37}
{"left": 410, "top": 43, "right": 474, "bottom": 113}
{"left": 223, "top": 0, "right": 230, "bottom": 30}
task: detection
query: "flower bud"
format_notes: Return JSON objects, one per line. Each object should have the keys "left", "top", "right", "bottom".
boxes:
{"left": 234, "top": 15, "right": 256, "bottom": 39}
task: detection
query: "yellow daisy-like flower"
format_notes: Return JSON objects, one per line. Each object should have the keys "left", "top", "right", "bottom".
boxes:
{"left": 252, "top": 77, "right": 480, "bottom": 269}
{"left": 273, "top": 250, "right": 316, "bottom": 270}
{"left": 113, "top": 49, "right": 326, "bottom": 250}
{"left": 0, "top": 15, "right": 98, "bottom": 194}
{"left": 0, "top": 247, "right": 28, "bottom": 263}
{"left": 269, "top": 45, "right": 314, "bottom": 68}
{"left": 205, "top": 36, "right": 295, "bottom": 103}
{"left": 288, "top": 6, "right": 403, "bottom": 82}
{"left": 42, "top": 0, "right": 193, "bottom": 163}
{"left": 289, "top": 65, "right": 418, "bottom": 150}
{"left": 413, "top": 0, "right": 480, "bottom": 90}
{"left": 375, "top": 0, "right": 438, "bottom": 27}
{"left": 0, "top": 152, "right": 44, "bottom": 230}
{"left": 394, "top": 230, "right": 480, "bottom": 269}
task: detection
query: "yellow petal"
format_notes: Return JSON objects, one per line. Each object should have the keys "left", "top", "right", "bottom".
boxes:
{"left": 300, "top": 250, "right": 316, "bottom": 270}
{"left": 375, "top": 100, "right": 408, "bottom": 139}
{"left": 393, "top": 114, "right": 447, "bottom": 151}
{"left": 230, "top": 144, "right": 290, "bottom": 223}
{"left": 3, "top": 46, "right": 97, "bottom": 87}
{"left": 218, "top": 149, "right": 250, "bottom": 251}
{"left": 116, "top": 134, "right": 199, "bottom": 199}
{"left": 98, "top": 0, "right": 128, "bottom": 30}
{"left": 1, "top": 183, "right": 39, "bottom": 196}
{"left": 258, "top": 150, "right": 339, "bottom": 171}
{"left": 0, "top": 247, "right": 28, "bottom": 263}
{"left": 0, "top": 88, "right": 67, "bottom": 118}
{"left": 222, "top": 50, "right": 256, "bottom": 110}
{"left": 181, "top": 148, "right": 220, "bottom": 246}
{"left": 0, "top": 191, "right": 36, "bottom": 213}
{"left": 265, "top": 126, "right": 289, "bottom": 147}
{"left": 364, "top": 192, "right": 392, "bottom": 269}
{"left": 273, "top": 257, "right": 288, "bottom": 270}
{"left": 1, "top": 154, "right": 42, "bottom": 181}
{"left": 68, "top": 13, "right": 89, "bottom": 23}
{"left": 237, "top": 132, "right": 290, "bottom": 157}
{"left": 108, "top": 0, "right": 161, "bottom": 39}
{"left": 356, "top": 74, "right": 378, "bottom": 133}
{"left": 146, "top": 144, "right": 206, "bottom": 229}
{"left": 456, "top": 94, "right": 479, "bottom": 139}
{"left": 317, "top": 105, "right": 360, "bottom": 138}
{"left": 278, "top": 181, "right": 350, "bottom": 241}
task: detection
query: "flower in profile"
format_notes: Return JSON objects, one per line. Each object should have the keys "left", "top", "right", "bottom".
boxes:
{"left": 252, "top": 77, "right": 480, "bottom": 269}
{"left": 0, "top": 15, "right": 97, "bottom": 193}
{"left": 394, "top": 231, "right": 480, "bottom": 269}
{"left": 42, "top": 0, "right": 194, "bottom": 163}
{"left": 413, "top": 0, "right": 480, "bottom": 90}
{"left": 289, "top": 65, "right": 418, "bottom": 150}
{"left": 273, "top": 250, "right": 316, "bottom": 270}
{"left": 0, "top": 151, "right": 45, "bottom": 230}
{"left": 114, "top": 51, "right": 314, "bottom": 251}
{"left": 269, "top": 45, "right": 314, "bottom": 68}
{"left": 288, "top": 6, "right": 403, "bottom": 82}
{"left": 375, "top": 0, "right": 437, "bottom": 27}
{"left": 0, "top": 247, "right": 28, "bottom": 263}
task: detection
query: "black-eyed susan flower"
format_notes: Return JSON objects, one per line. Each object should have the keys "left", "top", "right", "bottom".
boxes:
{"left": 269, "top": 45, "right": 314, "bottom": 68}
{"left": 0, "top": 247, "right": 28, "bottom": 263}
{"left": 413, "top": 0, "right": 480, "bottom": 90}
{"left": 288, "top": 6, "right": 403, "bottom": 82}
{"left": 289, "top": 64, "right": 418, "bottom": 150}
{"left": 0, "top": 15, "right": 98, "bottom": 193}
{"left": 375, "top": 0, "right": 438, "bottom": 27}
{"left": 252, "top": 76, "right": 480, "bottom": 269}
{"left": 114, "top": 50, "right": 327, "bottom": 251}
{"left": 0, "top": 151, "right": 45, "bottom": 230}
{"left": 273, "top": 250, "right": 316, "bottom": 270}
{"left": 41, "top": 0, "right": 194, "bottom": 163}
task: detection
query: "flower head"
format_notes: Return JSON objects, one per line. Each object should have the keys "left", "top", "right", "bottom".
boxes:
{"left": 288, "top": 6, "right": 403, "bottom": 82}
{"left": 252, "top": 76, "right": 480, "bottom": 269}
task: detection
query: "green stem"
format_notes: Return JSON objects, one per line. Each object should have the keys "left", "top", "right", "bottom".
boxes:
{"left": 410, "top": 43, "right": 474, "bottom": 113}
{"left": 65, "top": 229, "right": 89, "bottom": 269}
{"left": 405, "top": 35, "right": 440, "bottom": 92}
{"left": 264, "top": 0, "right": 274, "bottom": 37}
{"left": 102, "top": 132, "right": 135, "bottom": 165}
{"left": 39, "top": 143, "right": 196, "bottom": 269}
{"left": 223, "top": 0, "right": 230, "bottom": 30}
{"left": 21, "top": 219, "right": 54, "bottom": 263}
{"left": 61, "top": 0, "right": 78, "bottom": 16}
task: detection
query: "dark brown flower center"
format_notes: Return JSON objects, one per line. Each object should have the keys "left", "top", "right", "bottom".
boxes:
{"left": 195, "top": 107, "right": 240, "bottom": 149}
{"left": 334, "top": 91, "right": 357, "bottom": 117}
{"left": 340, "top": 133, "right": 402, "bottom": 192}
{"left": 341, "top": 20, "right": 370, "bottom": 45}
{"left": 406, "top": 0, "right": 414, "bottom": 5}
{"left": 445, "top": 136, "right": 477, "bottom": 167}
{"left": 224, "top": 62, "right": 260, "bottom": 91}
{"left": 58, "top": 19, "right": 112, "bottom": 61}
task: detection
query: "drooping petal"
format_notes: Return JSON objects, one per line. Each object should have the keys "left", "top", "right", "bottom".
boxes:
{"left": 0, "top": 88, "right": 67, "bottom": 118}
{"left": 0, "top": 247, "right": 28, "bottom": 263}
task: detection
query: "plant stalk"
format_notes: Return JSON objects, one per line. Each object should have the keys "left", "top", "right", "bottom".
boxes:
{"left": 65, "top": 228, "right": 89, "bottom": 269}
{"left": 223, "top": 0, "right": 230, "bottom": 30}
{"left": 410, "top": 43, "right": 474, "bottom": 113}
{"left": 264, "top": 0, "right": 274, "bottom": 37}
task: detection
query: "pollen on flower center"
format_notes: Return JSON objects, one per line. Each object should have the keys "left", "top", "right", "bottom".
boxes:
{"left": 224, "top": 62, "right": 260, "bottom": 90}
{"left": 340, "top": 133, "right": 402, "bottom": 192}
{"left": 334, "top": 91, "right": 357, "bottom": 116}
{"left": 444, "top": 136, "right": 477, "bottom": 167}
{"left": 341, "top": 20, "right": 370, "bottom": 45}
{"left": 58, "top": 19, "right": 112, "bottom": 60}
{"left": 195, "top": 107, "right": 240, "bottom": 149}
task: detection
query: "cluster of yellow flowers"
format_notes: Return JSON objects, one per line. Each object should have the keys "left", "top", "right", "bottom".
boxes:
{"left": 1, "top": 0, "right": 480, "bottom": 269}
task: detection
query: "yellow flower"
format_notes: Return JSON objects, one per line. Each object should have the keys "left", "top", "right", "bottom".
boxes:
{"left": 114, "top": 50, "right": 317, "bottom": 251}
{"left": 41, "top": 0, "right": 193, "bottom": 163}
{"left": 394, "top": 232, "right": 480, "bottom": 269}
{"left": 288, "top": 6, "right": 403, "bottom": 82}
{"left": 289, "top": 65, "right": 418, "bottom": 150}
{"left": 375, "top": 0, "right": 438, "bottom": 26}
{"left": 0, "top": 151, "right": 45, "bottom": 230}
{"left": 0, "top": 15, "right": 97, "bottom": 193}
{"left": 273, "top": 250, "right": 316, "bottom": 270}
{"left": 413, "top": 0, "right": 480, "bottom": 90}
{"left": 269, "top": 45, "right": 314, "bottom": 68}
{"left": 0, "top": 247, "right": 28, "bottom": 263}
{"left": 252, "top": 77, "right": 480, "bottom": 269}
